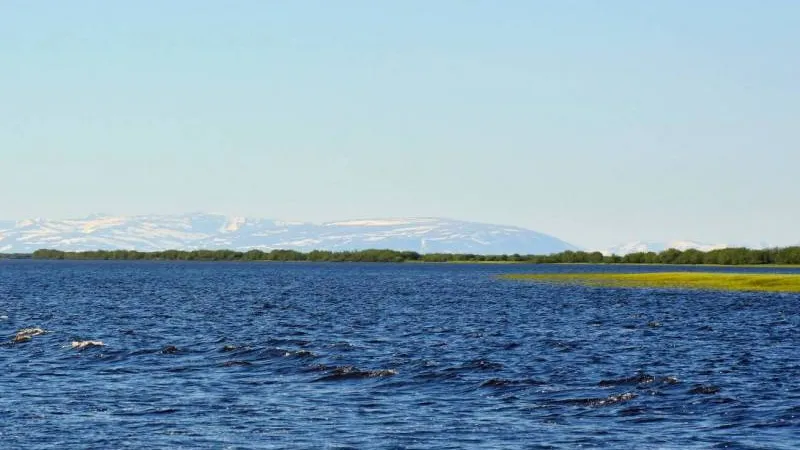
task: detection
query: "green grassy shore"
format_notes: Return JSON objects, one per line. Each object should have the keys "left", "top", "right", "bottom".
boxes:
{"left": 502, "top": 272, "right": 800, "bottom": 293}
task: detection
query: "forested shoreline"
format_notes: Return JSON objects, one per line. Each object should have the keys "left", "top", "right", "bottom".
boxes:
{"left": 0, "top": 246, "right": 796, "bottom": 265}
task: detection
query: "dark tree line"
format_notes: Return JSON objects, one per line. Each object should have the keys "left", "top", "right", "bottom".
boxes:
{"left": 18, "top": 246, "right": 800, "bottom": 265}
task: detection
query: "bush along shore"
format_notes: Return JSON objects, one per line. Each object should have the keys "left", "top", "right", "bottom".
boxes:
{"left": 0, "top": 246, "right": 797, "bottom": 264}
{"left": 501, "top": 272, "right": 800, "bottom": 293}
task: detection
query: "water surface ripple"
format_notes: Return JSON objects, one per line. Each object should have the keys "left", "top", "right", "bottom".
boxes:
{"left": 1, "top": 261, "right": 798, "bottom": 449}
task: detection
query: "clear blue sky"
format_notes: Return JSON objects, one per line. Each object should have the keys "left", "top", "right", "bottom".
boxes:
{"left": 1, "top": 1, "right": 798, "bottom": 248}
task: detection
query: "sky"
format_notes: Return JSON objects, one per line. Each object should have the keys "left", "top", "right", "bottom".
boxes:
{"left": 1, "top": 1, "right": 798, "bottom": 249}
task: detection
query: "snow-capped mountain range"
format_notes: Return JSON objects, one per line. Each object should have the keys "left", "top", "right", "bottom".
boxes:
{"left": 0, "top": 213, "right": 579, "bottom": 255}
{"left": 598, "top": 240, "right": 731, "bottom": 256}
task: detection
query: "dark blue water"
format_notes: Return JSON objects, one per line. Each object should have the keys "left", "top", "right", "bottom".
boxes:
{"left": 1, "top": 261, "right": 798, "bottom": 449}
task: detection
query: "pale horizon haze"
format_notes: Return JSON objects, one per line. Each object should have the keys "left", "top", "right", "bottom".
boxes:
{"left": 2, "top": 1, "right": 798, "bottom": 249}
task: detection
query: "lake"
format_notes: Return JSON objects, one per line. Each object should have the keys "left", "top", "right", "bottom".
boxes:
{"left": 1, "top": 261, "right": 798, "bottom": 449}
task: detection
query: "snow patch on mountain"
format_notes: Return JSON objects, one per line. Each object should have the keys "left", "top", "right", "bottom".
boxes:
{"left": 326, "top": 218, "right": 437, "bottom": 227}
{"left": 222, "top": 216, "right": 246, "bottom": 233}
{"left": 600, "top": 240, "right": 730, "bottom": 256}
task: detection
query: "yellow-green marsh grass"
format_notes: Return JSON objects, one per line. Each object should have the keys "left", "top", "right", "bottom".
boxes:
{"left": 502, "top": 272, "right": 800, "bottom": 293}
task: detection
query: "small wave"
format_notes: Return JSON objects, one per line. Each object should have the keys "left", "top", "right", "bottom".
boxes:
{"left": 480, "top": 378, "right": 546, "bottom": 388}
{"left": 71, "top": 340, "right": 105, "bottom": 350}
{"left": 312, "top": 365, "right": 397, "bottom": 382}
{"left": 598, "top": 373, "right": 679, "bottom": 387}
{"left": 10, "top": 327, "right": 47, "bottom": 344}
{"left": 659, "top": 376, "right": 680, "bottom": 385}
{"left": 114, "top": 408, "right": 180, "bottom": 416}
{"left": 130, "top": 347, "right": 181, "bottom": 356}
{"left": 598, "top": 373, "right": 655, "bottom": 386}
{"left": 305, "top": 363, "right": 333, "bottom": 372}
{"left": 249, "top": 347, "right": 317, "bottom": 359}
{"left": 220, "top": 345, "right": 260, "bottom": 355}
{"left": 554, "top": 392, "right": 638, "bottom": 407}
{"left": 327, "top": 341, "right": 356, "bottom": 350}
{"left": 412, "top": 371, "right": 462, "bottom": 381}
{"left": 618, "top": 406, "right": 647, "bottom": 416}
{"left": 688, "top": 384, "right": 721, "bottom": 395}
{"left": 222, "top": 360, "right": 253, "bottom": 367}
{"left": 266, "top": 338, "right": 312, "bottom": 348}
{"left": 545, "top": 340, "right": 578, "bottom": 352}
{"left": 445, "top": 359, "right": 504, "bottom": 373}
{"left": 283, "top": 349, "right": 316, "bottom": 358}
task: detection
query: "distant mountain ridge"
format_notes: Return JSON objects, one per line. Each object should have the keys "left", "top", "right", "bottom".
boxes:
{"left": 0, "top": 213, "right": 578, "bottom": 255}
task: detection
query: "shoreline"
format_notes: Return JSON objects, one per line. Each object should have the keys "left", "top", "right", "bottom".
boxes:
{"left": 3, "top": 257, "right": 800, "bottom": 268}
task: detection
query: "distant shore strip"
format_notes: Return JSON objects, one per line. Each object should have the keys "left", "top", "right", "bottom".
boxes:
{"left": 0, "top": 246, "right": 799, "bottom": 265}
{"left": 502, "top": 272, "right": 800, "bottom": 293}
